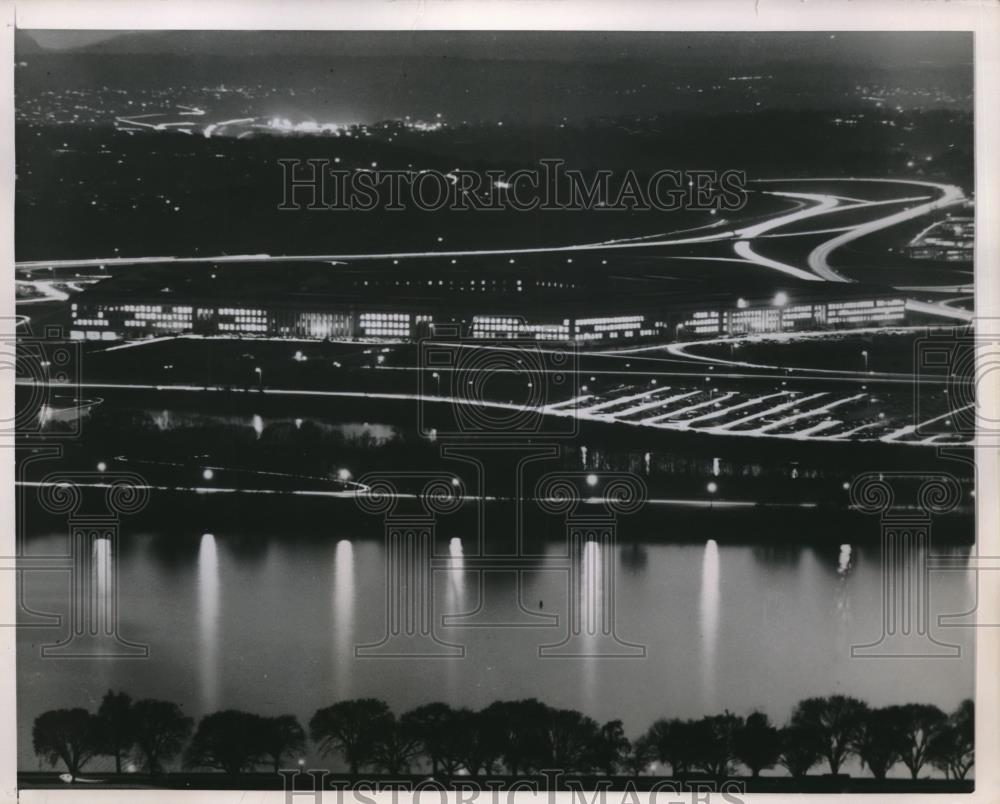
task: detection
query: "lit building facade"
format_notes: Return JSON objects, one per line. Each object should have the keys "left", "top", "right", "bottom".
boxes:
{"left": 70, "top": 292, "right": 910, "bottom": 344}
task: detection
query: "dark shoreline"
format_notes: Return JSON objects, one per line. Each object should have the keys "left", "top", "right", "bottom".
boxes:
{"left": 16, "top": 771, "right": 975, "bottom": 793}
{"left": 18, "top": 492, "right": 976, "bottom": 545}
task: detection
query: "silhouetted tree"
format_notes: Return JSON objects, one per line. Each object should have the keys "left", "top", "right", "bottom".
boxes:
{"left": 32, "top": 709, "right": 100, "bottom": 779}
{"left": 481, "top": 699, "right": 549, "bottom": 774}
{"left": 885, "top": 703, "right": 946, "bottom": 779}
{"left": 592, "top": 720, "right": 630, "bottom": 775}
{"left": 644, "top": 718, "right": 701, "bottom": 776}
{"left": 261, "top": 715, "right": 307, "bottom": 773}
{"left": 790, "top": 695, "right": 868, "bottom": 775}
{"left": 688, "top": 712, "right": 742, "bottom": 778}
{"left": 622, "top": 733, "right": 656, "bottom": 776}
{"left": 432, "top": 710, "right": 475, "bottom": 775}
{"left": 733, "top": 711, "right": 781, "bottom": 777}
{"left": 95, "top": 690, "right": 135, "bottom": 774}
{"left": 401, "top": 703, "right": 454, "bottom": 775}
{"left": 778, "top": 726, "right": 822, "bottom": 778}
{"left": 371, "top": 714, "right": 421, "bottom": 774}
{"left": 132, "top": 699, "right": 193, "bottom": 775}
{"left": 851, "top": 708, "right": 903, "bottom": 780}
{"left": 928, "top": 699, "right": 974, "bottom": 780}
{"left": 541, "top": 708, "right": 601, "bottom": 773}
{"left": 310, "top": 698, "right": 392, "bottom": 774}
{"left": 453, "top": 708, "right": 504, "bottom": 775}
{"left": 185, "top": 710, "right": 268, "bottom": 774}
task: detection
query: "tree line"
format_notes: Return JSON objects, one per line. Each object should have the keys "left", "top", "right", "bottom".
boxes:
{"left": 32, "top": 692, "right": 973, "bottom": 781}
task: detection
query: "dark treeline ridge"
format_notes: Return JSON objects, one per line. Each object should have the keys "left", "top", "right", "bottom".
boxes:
{"left": 31, "top": 692, "right": 973, "bottom": 783}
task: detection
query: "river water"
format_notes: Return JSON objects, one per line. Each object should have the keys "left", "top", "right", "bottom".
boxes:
{"left": 17, "top": 523, "right": 975, "bottom": 773}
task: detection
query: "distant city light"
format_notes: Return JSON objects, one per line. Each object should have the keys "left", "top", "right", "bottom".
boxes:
{"left": 773, "top": 291, "right": 789, "bottom": 307}
{"left": 202, "top": 468, "right": 214, "bottom": 481}
{"left": 706, "top": 481, "right": 718, "bottom": 494}
{"left": 586, "top": 474, "right": 598, "bottom": 487}
{"left": 96, "top": 461, "right": 107, "bottom": 472}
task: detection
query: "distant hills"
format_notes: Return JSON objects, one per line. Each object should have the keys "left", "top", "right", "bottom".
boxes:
{"left": 14, "top": 30, "right": 972, "bottom": 126}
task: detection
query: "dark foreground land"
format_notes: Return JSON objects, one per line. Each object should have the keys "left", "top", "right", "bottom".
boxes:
{"left": 17, "top": 771, "right": 975, "bottom": 794}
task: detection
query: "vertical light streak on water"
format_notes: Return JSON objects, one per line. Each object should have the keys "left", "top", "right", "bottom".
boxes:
{"left": 836, "top": 543, "right": 853, "bottom": 613}
{"left": 580, "top": 539, "right": 601, "bottom": 707}
{"left": 92, "top": 538, "right": 115, "bottom": 688}
{"left": 252, "top": 414, "right": 264, "bottom": 440}
{"left": 93, "top": 537, "right": 111, "bottom": 634}
{"left": 699, "top": 539, "right": 720, "bottom": 713}
{"left": 197, "top": 533, "right": 220, "bottom": 713}
{"left": 837, "top": 544, "right": 853, "bottom": 576}
{"left": 445, "top": 537, "right": 466, "bottom": 698}
{"left": 447, "top": 538, "right": 466, "bottom": 603}
{"left": 332, "top": 539, "right": 355, "bottom": 700}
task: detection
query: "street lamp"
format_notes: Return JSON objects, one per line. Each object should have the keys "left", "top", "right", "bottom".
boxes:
{"left": 432, "top": 371, "right": 441, "bottom": 395}
{"left": 254, "top": 366, "right": 263, "bottom": 387}
{"left": 861, "top": 349, "right": 869, "bottom": 372}
{"left": 586, "top": 473, "right": 598, "bottom": 487}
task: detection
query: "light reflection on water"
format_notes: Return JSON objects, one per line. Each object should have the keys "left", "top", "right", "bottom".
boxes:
{"left": 17, "top": 532, "right": 975, "bottom": 769}
{"left": 581, "top": 539, "right": 601, "bottom": 706}
{"left": 197, "top": 533, "right": 220, "bottom": 713}
{"left": 136, "top": 409, "right": 401, "bottom": 445}
{"left": 332, "top": 539, "right": 355, "bottom": 700}
{"left": 138, "top": 410, "right": 401, "bottom": 446}
{"left": 699, "top": 539, "right": 720, "bottom": 713}
{"left": 444, "top": 537, "right": 468, "bottom": 699}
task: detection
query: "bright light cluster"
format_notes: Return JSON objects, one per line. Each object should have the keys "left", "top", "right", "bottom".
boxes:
{"left": 218, "top": 307, "right": 267, "bottom": 333}
{"left": 360, "top": 312, "right": 411, "bottom": 338}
